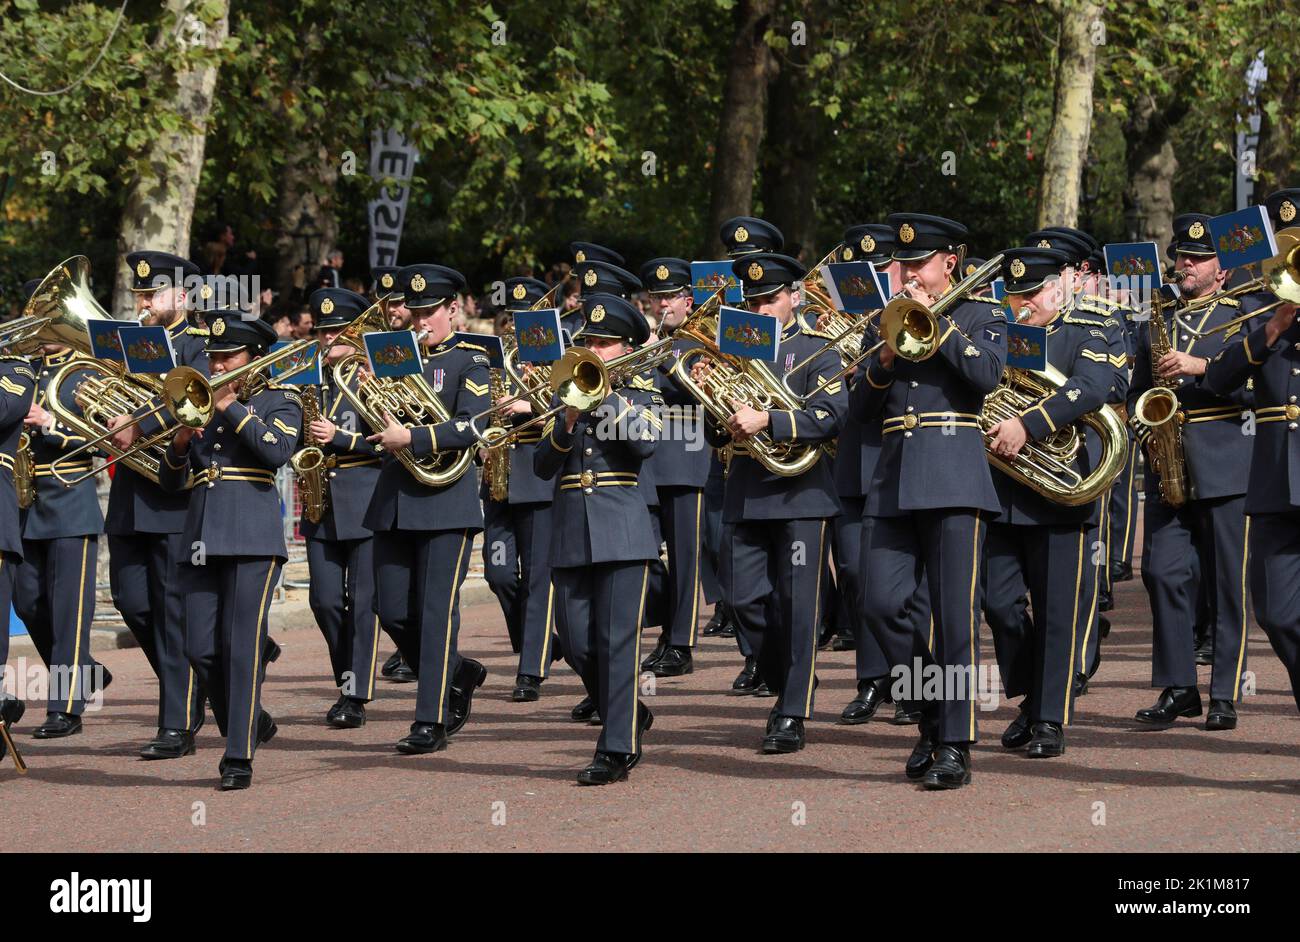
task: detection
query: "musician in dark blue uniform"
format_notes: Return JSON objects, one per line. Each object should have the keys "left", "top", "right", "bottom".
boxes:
{"left": 1203, "top": 186, "right": 1300, "bottom": 716}
{"left": 0, "top": 353, "right": 37, "bottom": 758}
{"left": 1129, "top": 215, "right": 1258, "bottom": 731}
{"left": 693, "top": 253, "right": 847, "bottom": 754}
{"left": 481, "top": 276, "right": 563, "bottom": 702}
{"left": 851, "top": 213, "right": 1007, "bottom": 789}
{"left": 298, "top": 288, "right": 384, "bottom": 728}
{"left": 106, "top": 251, "right": 212, "bottom": 760}
{"left": 535, "top": 293, "right": 661, "bottom": 784}
{"left": 14, "top": 341, "right": 109, "bottom": 738}
{"left": 365, "top": 263, "right": 491, "bottom": 755}
{"left": 982, "top": 248, "right": 1118, "bottom": 758}
{"left": 635, "top": 257, "right": 710, "bottom": 678}
{"left": 159, "top": 311, "right": 301, "bottom": 789}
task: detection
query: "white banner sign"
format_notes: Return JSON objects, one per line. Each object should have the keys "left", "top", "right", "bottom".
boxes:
{"left": 368, "top": 128, "right": 419, "bottom": 269}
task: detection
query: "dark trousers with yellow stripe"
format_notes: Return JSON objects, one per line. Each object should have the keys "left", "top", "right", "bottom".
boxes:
{"left": 0, "top": 551, "right": 18, "bottom": 695}
{"left": 723, "top": 518, "right": 830, "bottom": 719}
{"left": 861, "top": 510, "right": 986, "bottom": 743}
{"left": 109, "top": 532, "right": 204, "bottom": 732}
{"left": 1143, "top": 495, "right": 1249, "bottom": 701}
{"left": 718, "top": 522, "right": 755, "bottom": 660}
{"left": 985, "top": 523, "right": 1089, "bottom": 725}
{"left": 1073, "top": 516, "right": 1106, "bottom": 679}
{"left": 834, "top": 498, "right": 890, "bottom": 680}
{"left": 552, "top": 560, "right": 649, "bottom": 755}
{"left": 658, "top": 485, "right": 706, "bottom": 648}
{"left": 1106, "top": 433, "right": 1140, "bottom": 580}
{"left": 182, "top": 556, "right": 282, "bottom": 761}
{"left": 1246, "top": 511, "right": 1300, "bottom": 712}
{"left": 482, "top": 500, "right": 558, "bottom": 679}
{"left": 374, "top": 528, "right": 473, "bottom": 725}
{"left": 15, "top": 536, "right": 102, "bottom": 716}
{"left": 306, "top": 536, "right": 381, "bottom": 701}
{"left": 700, "top": 461, "right": 725, "bottom": 605}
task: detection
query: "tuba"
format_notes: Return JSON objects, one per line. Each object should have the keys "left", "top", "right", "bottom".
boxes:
{"left": 291, "top": 385, "right": 333, "bottom": 523}
{"left": 1131, "top": 276, "right": 1187, "bottom": 507}
{"left": 331, "top": 298, "right": 475, "bottom": 488}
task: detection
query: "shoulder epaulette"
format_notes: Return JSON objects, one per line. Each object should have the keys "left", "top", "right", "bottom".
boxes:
{"left": 0, "top": 354, "right": 30, "bottom": 363}
{"left": 1063, "top": 310, "right": 1107, "bottom": 328}
{"left": 969, "top": 295, "right": 1002, "bottom": 304}
{"left": 267, "top": 383, "right": 302, "bottom": 406}
{"left": 456, "top": 340, "right": 487, "bottom": 352}
{"left": 1082, "top": 293, "right": 1119, "bottom": 309}
{"left": 1220, "top": 297, "right": 1240, "bottom": 307}
{"left": 803, "top": 326, "right": 838, "bottom": 340}
{"left": 186, "top": 326, "right": 210, "bottom": 337}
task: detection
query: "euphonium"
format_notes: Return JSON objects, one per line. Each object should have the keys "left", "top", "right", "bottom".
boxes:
{"left": 331, "top": 300, "right": 475, "bottom": 488}
{"left": 291, "top": 385, "right": 333, "bottom": 524}
{"left": 980, "top": 363, "right": 1128, "bottom": 506}
{"left": 1132, "top": 276, "right": 1188, "bottom": 507}
{"left": 14, "top": 431, "right": 35, "bottom": 509}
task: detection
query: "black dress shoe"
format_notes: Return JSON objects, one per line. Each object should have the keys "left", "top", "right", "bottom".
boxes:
{"left": 718, "top": 621, "right": 737, "bottom": 638}
{"left": 651, "top": 646, "right": 693, "bottom": 677}
{"left": 1194, "top": 637, "right": 1213, "bottom": 666}
{"left": 922, "top": 744, "right": 971, "bottom": 789}
{"left": 570, "top": 695, "right": 597, "bottom": 722}
{"left": 381, "top": 651, "right": 403, "bottom": 677}
{"left": 263, "top": 638, "right": 282, "bottom": 666}
{"left": 892, "top": 702, "right": 922, "bottom": 725}
{"left": 256, "top": 710, "right": 278, "bottom": 745}
{"left": 1098, "top": 589, "right": 1114, "bottom": 612}
{"left": 389, "top": 659, "right": 417, "bottom": 683}
{"left": 329, "top": 698, "right": 366, "bottom": 729}
{"left": 762, "top": 716, "right": 805, "bottom": 754}
{"left": 396, "top": 722, "right": 448, "bottom": 754}
{"left": 139, "top": 728, "right": 196, "bottom": 760}
{"left": 752, "top": 678, "right": 774, "bottom": 697}
{"left": 626, "top": 703, "right": 654, "bottom": 771}
{"left": 0, "top": 697, "right": 25, "bottom": 729}
{"left": 702, "top": 606, "right": 729, "bottom": 636}
{"left": 89, "top": 665, "right": 113, "bottom": 695}
{"left": 1072, "top": 672, "right": 1089, "bottom": 698}
{"left": 219, "top": 758, "right": 253, "bottom": 791}
{"left": 1135, "top": 686, "right": 1203, "bottom": 726}
{"left": 577, "top": 751, "right": 632, "bottom": 785}
{"left": 446, "top": 658, "right": 487, "bottom": 736}
{"left": 839, "top": 678, "right": 888, "bottom": 724}
{"left": 32, "top": 712, "right": 81, "bottom": 739}
{"left": 1205, "top": 699, "right": 1237, "bottom": 730}
{"left": 1001, "top": 706, "right": 1033, "bottom": 749}
{"left": 905, "top": 717, "right": 939, "bottom": 780}
{"left": 640, "top": 636, "right": 669, "bottom": 672}
{"left": 831, "top": 633, "right": 857, "bottom": 651}
{"left": 1098, "top": 614, "right": 1111, "bottom": 639}
{"left": 1110, "top": 562, "right": 1133, "bottom": 583}
{"left": 325, "top": 694, "right": 347, "bottom": 725}
{"left": 1026, "top": 722, "right": 1065, "bottom": 758}
{"left": 512, "top": 674, "right": 542, "bottom": 702}
{"left": 731, "top": 657, "right": 760, "bottom": 694}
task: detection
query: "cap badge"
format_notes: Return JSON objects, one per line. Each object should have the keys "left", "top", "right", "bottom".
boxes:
{"left": 1280, "top": 200, "right": 1296, "bottom": 223}
{"left": 590, "top": 304, "right": 606, "bottom": 323}
{"left": 861, "top": 235, "right": 876, "bottom": 253}
{"left": 841, "top": 247, "right": 854, "bottom": 261}
{"left": 655, "top": 265, "right": 669, "bottom": 281}
{"left": 1189, "top": 221, "right": 1206, "bottom": 239}
{"left": 583, "top": 268, "right": 598, "bottom": 287}
{"left": 512, "top": 283, "right": 527, "bottom": 300}
{"left": 211, "top": 318, "right": 226, "bottom": 337}
{"left": 734, "top": 225, "right": 749, "bottom": 243}
{"left": 747, "top": 262, "right": 764, "bottom": 281}
{"left": 1010, "top": 259, "right": 1027, "bottom": 279}
{"left": 199, "top": 283, "right": 213, "bottom": 300}
{"left": 320, "top": 297, "right": 335, "bottom": 315}
{"left": 136, "top": 259, "right": 151, "bottom": 278}
{"left": 381, "top": 273, "right": 394, "bottom": 288}
{"left": 899, "top": 223, "right": 915, "bottom": 244}
{"left": 575, "top": 250, "right": 587, "bottom": 263}
{"left": 1037, "top": 239, "right": 1052, "bottom": 248}
{"left": 966, "top": 263, "right": 977, "bottom": 276}
{"left": 410, "top": 273, "right": 426, "bottom": 293}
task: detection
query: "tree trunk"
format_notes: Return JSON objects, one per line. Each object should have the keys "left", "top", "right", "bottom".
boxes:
{"left": 759, "top": 3, "right": 821, "bottom": 265}
{"left": 704, "top": 0, "right": 778, "bottom": 258}
{"left": 1122, "top": 94, "right": 1186, "bottom": 251}
{"left": 114, "top": 0, "right": 230, "bottom": 317}
{"left": 273, "top": 143, "right": 341, "bottom": 302}
{"left": 1036, "top": 0, "right": 1101, "bottom": 228}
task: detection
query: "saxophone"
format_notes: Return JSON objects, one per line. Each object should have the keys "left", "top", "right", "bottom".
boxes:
{"left": 14, "top": 431, "right": 35, "bottom": 509}
{"left": 291, "top": 385, "right": 332, "bottom": 524}
{"left": 1131, "top": 279, "right": 1187, "bottom": 507}
{"left": 482, "top": 363, "right": 511, "bottom": 502}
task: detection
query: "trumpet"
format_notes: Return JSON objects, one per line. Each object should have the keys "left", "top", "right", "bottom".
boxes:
{"left": 1169, "top": 227, "right": 1300, "bottom": 337}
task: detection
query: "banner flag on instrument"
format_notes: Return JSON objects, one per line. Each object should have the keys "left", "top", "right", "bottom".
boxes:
{"left": 117, "top": 325, "right": 177, "bottom": 375}
{"left": 1103, "top": 242, "right": 1162, "bottom": 302}
{"left": 268, "top": 341, "right": 321, "bottom": 385}
{"left": 990, "top": 278, "right": 1007, "bottom": 301}
{"left": 821, "top": 260, "right": 887, "bottom": 313}
{"left": 717, "top": 306, "right": 780, "bottom": 361}
{"left": 513, "top": 308, "right": 565, "bottom": 363}
{"left": 454, "top": 332, "right": 504, "bottom": 369}
{"left": 86, "top": 318, "right": 127, "bottom": 363}
{"left": 1005, "top": 322, "right": 1048, "bottom": 371}
{"left": 1209, "top": 206, "right": 1278, "bottom": 271}
{"left": 691, "top": 261, "right": 742, "bottom": 305}
{"left": 363, "top": 330, "right": 424, "bottom": 379}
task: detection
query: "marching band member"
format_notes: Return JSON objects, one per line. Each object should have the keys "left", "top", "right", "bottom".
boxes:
{"left": 534, "top": 293, "right": 661, "bottom": 784}
{"left": 0, "top": 350, "right": 36, "bottom": 760}
{"left": 365, "top": 263, "right": 490, "bottom": 754}
{"left": 108, "top": 251, "right": 212, "bottom": 760}
{"left": 299, "top": 288, "right": 385, "bottom": 728}
{"left": 851, "top": 213, "right": 1006, "bottom": 789}
{"left": 983, "top": 248, "right": 1117, "bottom": 758}
{"left": 1202, "top": 186, "right": 1300, "bottom": 716}
{"left": 1129, "top": 215, "right": 1258, "bottom": 731}
{"left": 695, "top": 252, "right": 847, "bottom": 753}
{"left": 14, "top": 332, "right": 109, "bottom": 739}
{"left": 158, "top": 310, "right": 301, "bottom": 789}
{"left": 481, "top": 276, "right": 563, "bottom": 702}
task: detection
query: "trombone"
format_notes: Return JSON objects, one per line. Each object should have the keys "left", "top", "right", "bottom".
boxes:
{"left": 1169, "top": 226, "right": 1300, "bottom": 338}
{"left": 49, "top": 335, "right": 322, "bottom": 485}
